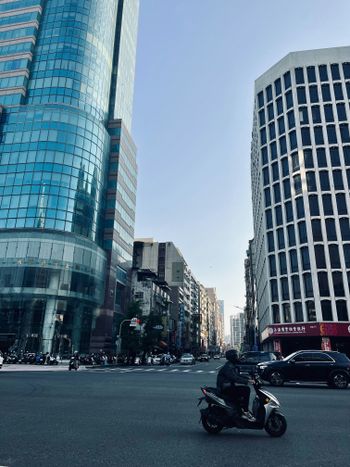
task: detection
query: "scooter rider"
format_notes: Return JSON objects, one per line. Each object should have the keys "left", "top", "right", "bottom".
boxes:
{"left": 216, "top": 349, "right": 255, "bottom": 421}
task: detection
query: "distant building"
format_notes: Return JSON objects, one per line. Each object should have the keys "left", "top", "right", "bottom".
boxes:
{"left": 230, "top": 313, "right": 245, "bottom": 350}
{"left": 243, "top": 240, "right": 257, "bottom": 350}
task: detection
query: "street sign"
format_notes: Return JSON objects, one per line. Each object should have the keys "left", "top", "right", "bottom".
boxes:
{"left": 129, "top": 317, "right": 140, "bottom": 327}
{"left": 152, "top": 325, "right": 163, "bottom": 330}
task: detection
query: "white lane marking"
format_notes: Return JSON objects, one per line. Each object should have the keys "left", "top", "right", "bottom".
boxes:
{"left": 209, "top": 371, "right": 216, "bottom": 374}
{"left": 170, "top": 369, "right": 179, "bottom": 372}
{"left": 196, "top": 370, "right": 203, "bottom": 373}
{"left": 182, "top": 369, "right": 190, "bottom": 373}
{"left": 145, "top": 368, "right": 155, "bottom": 372}
{"left": 157, "top": 368, "right": 167, "bottom": 372}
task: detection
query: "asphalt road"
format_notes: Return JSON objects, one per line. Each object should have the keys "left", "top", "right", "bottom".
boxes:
{"left": 0, "top": 360, "right": 349, "bottom": 467}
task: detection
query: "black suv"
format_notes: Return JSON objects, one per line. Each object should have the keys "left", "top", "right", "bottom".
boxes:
{"left": 257, "top": 350, "right": 350, "bottom": 389}
{"left": 238, "top": 351, "right": 280, "bottom": 375}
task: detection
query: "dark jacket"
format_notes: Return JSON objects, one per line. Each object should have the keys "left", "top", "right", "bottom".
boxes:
{"left": 216, "top": 361, "right": 249, "bottom": 390}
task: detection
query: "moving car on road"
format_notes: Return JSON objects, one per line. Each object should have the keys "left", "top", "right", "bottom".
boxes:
{"left": 180, "top": 353, "right": 195, "bottom": 365}
{"left": 213, "top": 354, "right": 221, "bottom": 360}
{"left": 239, "top": 351, "right": 280, "bottom": 376}
{"left": 198, "top": 354, "right": 210, "bottom": 362}
{"left": 257, "top": 350, "right": 350, "bottom": 389}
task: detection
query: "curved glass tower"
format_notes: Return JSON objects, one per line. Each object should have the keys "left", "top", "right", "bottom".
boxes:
{"left": 251, "top": 46, "right": 350, "bottom": 355}
{"left": 0, "top": 0, "right": 139, "bottom": 354}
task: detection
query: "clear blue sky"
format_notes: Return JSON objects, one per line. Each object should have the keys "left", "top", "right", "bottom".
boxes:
{"left": 132, "top": 0, "right": 350, "bottom": 334}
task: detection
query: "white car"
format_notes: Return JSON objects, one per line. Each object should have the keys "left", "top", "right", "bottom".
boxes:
{"left": 213, "top": 354, "right": 221, "bottom": 360}
{"left": 180, "top": 353, "right": 195, "bottom": 365}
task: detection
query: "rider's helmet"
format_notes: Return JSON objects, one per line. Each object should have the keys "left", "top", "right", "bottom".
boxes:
{"left": 225, "top": 349, "right": 239, "bottom": 363}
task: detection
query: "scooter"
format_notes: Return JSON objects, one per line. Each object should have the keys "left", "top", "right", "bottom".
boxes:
{"left": 68, "top": 358, "right": 79, "bottom": 371}
{"left": 198, "top": 378, "right": 287, "bottom": 437}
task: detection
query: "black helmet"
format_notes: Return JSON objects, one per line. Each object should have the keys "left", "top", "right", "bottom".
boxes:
{"left": 225, "top": 349, "right": 239, "bottom": 363}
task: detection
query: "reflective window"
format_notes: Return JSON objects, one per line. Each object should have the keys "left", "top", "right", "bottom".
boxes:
{"left": 336, "top": 301, "right": 348, "bottom": 321}
{"left": 263, "top": 167, "right": 270, "bottom": 186}
{"left": 312, "top": 219, "right": 323, "bottom": 242}
{"left": 285, "top": 201, "right": 293, "bottom": 222}
{"left": 285, "top": 90, "right": 293, "bottom": 109}
{"left": 284, "top": 71, "right": 291, "bottom": 89}
{"left": 281, "top": 277, "right": 289, "bottom": 300}
{"left": 316, "top": 148, "right": 327, "bottom": 167}
{"left": 269, "top": 255, "right": 277, "bottom": 276}
{"left": 264, "top": 188, "right": 271, "bottom": 207}
{"left": 267, "top": 231, "right": 274, "bottom": 252}
{"left": 314, "top": 126, "right": 324, "bottom": 145}
{"left": 283, "top": 179, "right": 291, "bottom": 199}
{"left": 340, "top": 218, "right": 350, "bottom": 240}
{"left": 278, "top": 116, "right": 285, "bottom": 135}
{"left": 319, "top": 65, "right": 328, "bottom": 82}
{"left": 275, "top": 78, "right": 282, "bottom": 96}
{"left": 321, "top": 301, "right": 333, "bottom": 321}
{"left": 333, "top": 272, "right": 345, "bottom": 296}
{"left": 311, "top": 105, "right": 321, "bottom": 123}
{"left": 330, "top": 147, "right": 341, "bottom": 166}
{"left": 279, "top": 136, "right": 287, "bottom": 155}
{"left": 277, "top": 228, "right": 285, "bottom": 249}
{"left": 258, "top": 91, "right": 264, "bottom": 108}
{"left": 279, "top": 252, "right": 287, "bottom": 275}
{"left": 283, "top": 303, "right": 291, "bottom": 323}
{"left": 272, "top": 162, "right": 279, "bottom": 181}
{"left": 299, "top": 107, "right": 309, "bottom": 124}
{"left": 294, "top": 174, "right": 302, "bottom": 194}
{"left": 267, "top": 103, "right": 274, "bottom": 121}
{"left": 276, "top": 97, "right": 283, "bottom": 115}
{"left": 309, "top": 194, "right": 319, "bottom": 215}
{"left": 331, "top": 64, "right": 340, "bottom": 81}
{"left": 281, "top": 157, "right": 289, "bottom": 177}
{"left": 288, "top": 224, "right": 296, "bottom": 246}
{"left": 344, "top": 146, "right": 350, "bottom": 165}
{"left": 295, "top": 67, "right": 304, "bottom": 84}
{"left": 303, "top": 275, "right": 314, "bottom": 298}
{"left": 326, "top": 218, "right": 337, "bottom": 241}
{"left": 270, "top": 280, "right": 279, "bottom": 302}
{"left": 294, "top": 302, "right": 304, "bottom": 321}
{"left": 346, "top": 82, "right": 350, "bottom": 99}
{"left": 333, "top": 170, "right": 344, "bottom": 190}
{"left": 319, "top": 171, "right": 330, "bottom": 190}
{"left": 301, "top": 127, "right": 311, "bottom": 146}
{"left": 298, "top": 221, "right": 307, "bottom": 243}
{"left": 272, "top": 304, "right": 280, "bottom": 323}
{"left": 259, "top": 109, "right": 265, "bottom": 126}
{"left": 275, "top": 205, "right": 283, "bottom": 225}
{"left": 343, "top": 244, "right": 350, "bottom": 268}
{"left": 321, "top": 84, "right": 331, "bottom": 101}
{"left": 292, "top": 152, "right": 300, "bottom": 171}
{"left": 315, "top": 244, "right": 326, "bottom": 268}
{"left": 336, "top": 193, "right": 347, "bottom": 215}
{"left": 340, "top": 124, "right": 350, "bottom": 143}
{"left": 289, "top": 130, "right": 297, "bottom": 150}
{"left": 273, "top": 184, "right": 281, "bottom": 203}
{"left": 319, "top": 272, "right": 330, "bottom": 296}
{"left": 329, "top": 245, "right": 341, "bottom": 268}
{"left": 337, "top": 103, "right": 347, "bottom": 121}
{"left": 334, "top": 83, "right": 343, "bottom": 100}
{"left": 297, "top": 87, "right": 306, "bottom": 104}
{"left": 306, "top": 300, "right": 316, "bottom": 321}
{"left": 304, "top": 149, "right": 314, "bottom": 168}
{"left": 260, "top": 128, "right": 267, "bottom": 145}
{"left": 301, "top": 246, "right": 310, "bottom": 270}
{"left": 322, "top": 194, "right": 333, "bottom": 215}
{"left": 287, "top": 110, "right": 295, "bottom": 129}
{"left": 306, "top": 172, "right": 317, "bottom": 192}
{"left": 327, "top": 125, "right": 337, "bottom": 145}
{"left": 265, "top": 209, "right": 273, "bottom": 229}
{"left": 324, "top": 104, "right": 334, "bottom": 122}
{"left": 307, "top": 66, "right": 316, "bottom": 82}
{"left": 290, "top": 250, "right": 299, "bottom": 273}
{"left": 342, "top": 63, "right": 350, "bottom": 79}
{"left": 296, "top": 197, "right": 305, "bottom": 219}
{"left": 309, "top": 85, "right": 319, "bottom": 103}
{"left": 261, "top": 146, "right": 268, "bottom": 165}
{"left": 266, "top": 85, "right": 273, "bottom": 102}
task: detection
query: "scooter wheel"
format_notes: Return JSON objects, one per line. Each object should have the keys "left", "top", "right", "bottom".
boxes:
{"left": 265, "top": 412, "right": 287, "bottom": 437}
{"left": 201, "top": 414, "right": 223, "bottom": 434}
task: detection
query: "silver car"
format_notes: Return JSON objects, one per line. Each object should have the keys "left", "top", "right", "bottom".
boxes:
{"left": 180, "top": 353, "right": 195, "bottom": 365}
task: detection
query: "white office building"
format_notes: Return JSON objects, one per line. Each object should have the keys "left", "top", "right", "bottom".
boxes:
{"left": 251, "top": 46, "right": 350, "bottom": 355}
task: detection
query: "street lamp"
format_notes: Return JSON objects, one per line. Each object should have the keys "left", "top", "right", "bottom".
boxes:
{"left": 116, "top": 317, "right": 139, "bottom": 358}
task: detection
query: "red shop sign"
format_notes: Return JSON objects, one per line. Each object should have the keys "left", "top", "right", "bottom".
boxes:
{"left": 261, "top": 322, "right": 350, "bottom": 341}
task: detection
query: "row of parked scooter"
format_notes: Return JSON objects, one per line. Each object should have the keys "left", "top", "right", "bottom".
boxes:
{"left": 1, "top": 352, "right": 59, "bottom": 365}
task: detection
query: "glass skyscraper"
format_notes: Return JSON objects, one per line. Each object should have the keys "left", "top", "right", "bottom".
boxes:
{"left": 0, "top": 0, "right": 139, "bottom": 354}
{"left": 251, "top": 46, "right": 350, "bottom": 356}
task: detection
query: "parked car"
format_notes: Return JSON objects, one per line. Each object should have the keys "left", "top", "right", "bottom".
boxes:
{"left": 257, "top": 350, "right": 350, "bottom": 389}
{"left": 180, "top": 353, "right": 195, "bottom": 365}
{"left": 198, "top": 353, "right": 210, "bottom": 362}
{"left": 239, "top": 351, "right": 280, "bottom": 376}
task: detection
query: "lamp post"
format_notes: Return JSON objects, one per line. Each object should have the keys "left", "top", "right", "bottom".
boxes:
{"left": 116, "top": 317, "right": 140, "bottom": 360}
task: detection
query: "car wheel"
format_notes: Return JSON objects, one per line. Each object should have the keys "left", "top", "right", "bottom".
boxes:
{"left": 269, "top": 371, "right": 284, "bottom": 386}
{"left": 329, "top": 372, "right": 349, "bottom": 389}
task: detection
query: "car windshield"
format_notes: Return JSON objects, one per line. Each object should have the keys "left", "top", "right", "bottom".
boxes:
{"left": 283, "top": 351, "right": 299, "bottom": 361}
{"left": 182, "top": 354, "right": 191, "bottom": 357}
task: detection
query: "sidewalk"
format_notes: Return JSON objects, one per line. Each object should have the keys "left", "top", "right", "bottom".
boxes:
{"left": 0, "top": 362, "right": 88, "bottom": 372}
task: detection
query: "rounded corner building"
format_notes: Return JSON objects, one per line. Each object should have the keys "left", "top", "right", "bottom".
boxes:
{"left": 0, "top": 0, "right": 139, "bottom": 355}
{"left": 251, "top": 46, "right": 350, "bottom": 356}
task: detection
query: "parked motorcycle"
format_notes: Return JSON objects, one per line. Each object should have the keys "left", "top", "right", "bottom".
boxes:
{"left": 68, "top": 357, "right": 79, "bottom": 371}
{"left": 198, "top": 378, "right": 287, "bottom": 437}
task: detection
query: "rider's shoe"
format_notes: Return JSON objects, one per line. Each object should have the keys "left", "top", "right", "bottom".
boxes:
{"left": 241, "top": 411, "right": 256, "bottom": 422}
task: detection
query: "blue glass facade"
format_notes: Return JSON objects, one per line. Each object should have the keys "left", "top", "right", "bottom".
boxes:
{"left": 0, "top": 0, "right": 139, "bottom": 354}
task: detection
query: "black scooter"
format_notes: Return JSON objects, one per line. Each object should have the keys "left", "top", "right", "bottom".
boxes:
{"left": 68, "top": 358, "right": 79, "bottom": 371}
{"left": 198, "top": 379, "right": 287, "bottom": 437}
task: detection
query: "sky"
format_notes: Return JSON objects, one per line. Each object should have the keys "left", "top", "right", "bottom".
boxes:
{"left": 132, "top": 0, "right": 350, "bottom": 334}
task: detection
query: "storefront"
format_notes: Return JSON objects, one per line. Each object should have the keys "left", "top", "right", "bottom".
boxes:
{"left": 261, "top": 322, "right": 350, "bottom": 357}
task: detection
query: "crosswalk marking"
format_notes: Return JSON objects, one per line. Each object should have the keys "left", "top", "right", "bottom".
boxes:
{"left": 170, "top": 369, "right": 179, "bottom": 372}
{"left": 196, "top": 370, "right": 203, "bottom": 373}
{"left": 183, "top": 369, "right": 190, "bottom": 373}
